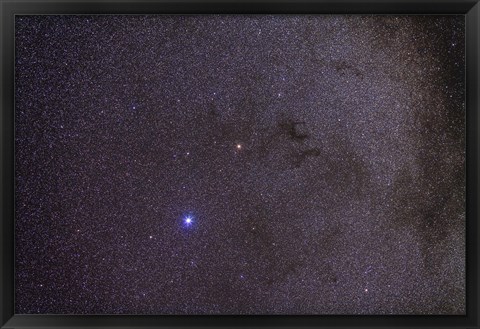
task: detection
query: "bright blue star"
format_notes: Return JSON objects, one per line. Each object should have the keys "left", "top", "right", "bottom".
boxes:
{"left": 183, "top": 214, "right": 194, "bottom": 228}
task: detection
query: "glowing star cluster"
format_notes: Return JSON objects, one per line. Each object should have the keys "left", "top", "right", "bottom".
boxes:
{"left": 14, "top": 15, "right": 465, "bottom": 315}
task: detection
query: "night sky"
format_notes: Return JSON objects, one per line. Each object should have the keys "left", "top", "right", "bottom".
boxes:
{"left": 14, "top": 15, "right": 465, "bottom": 315}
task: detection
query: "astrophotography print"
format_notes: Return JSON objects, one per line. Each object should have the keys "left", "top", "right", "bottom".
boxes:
{"left": 15, "top": 15, "right": 465, "bottom": 314}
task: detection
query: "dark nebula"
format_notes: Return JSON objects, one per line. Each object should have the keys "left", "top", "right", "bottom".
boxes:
{"left": 14, "top": 15, "right": 465, "bottom": 314}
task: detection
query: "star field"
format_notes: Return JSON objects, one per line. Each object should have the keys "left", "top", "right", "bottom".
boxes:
{"left": 14, "top": 15, "right": 465, "bottom": 314}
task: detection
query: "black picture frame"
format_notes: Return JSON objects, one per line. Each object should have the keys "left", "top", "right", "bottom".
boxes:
{"left": 1, "top": 0, "right": 479, "bottom": 328}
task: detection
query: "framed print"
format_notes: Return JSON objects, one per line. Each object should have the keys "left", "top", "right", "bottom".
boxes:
{"left": 1, "top": 0, "right": 479, "bottom": 328}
